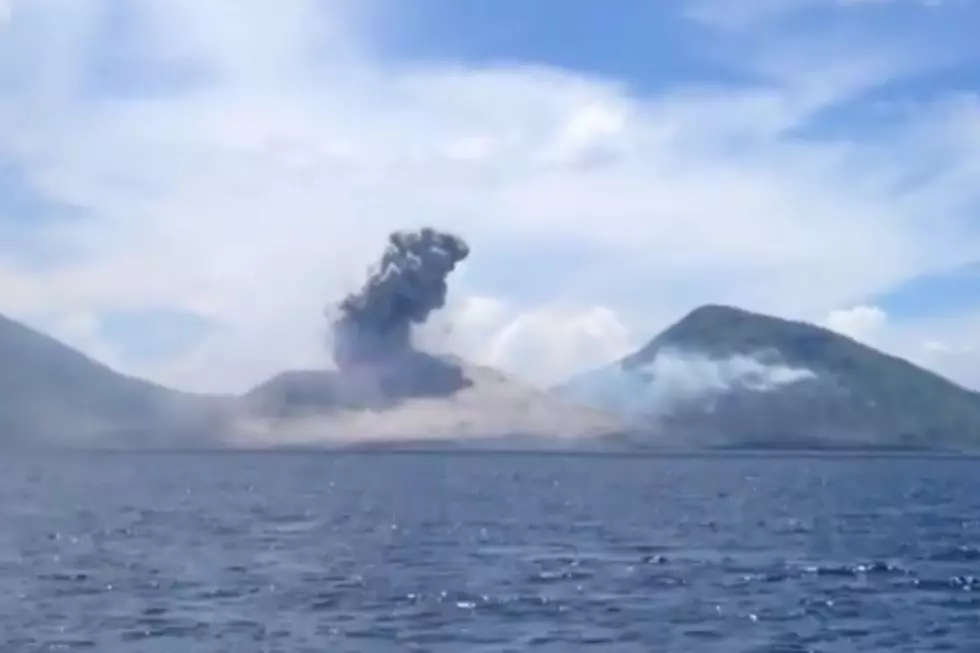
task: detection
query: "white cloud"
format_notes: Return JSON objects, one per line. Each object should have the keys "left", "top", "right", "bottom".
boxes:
{"left": 823, "top": 305, "right": 889, "bottom": 343}
{"left": 404, "top": 295, "right": 637, "bottom": 388}
{"left": 910, "top": 324, "right": 980, "bottom": 387}
{"left": 481, "top": 304, "right": 636, "bottom": 386}
{"left": 0, "top": 0, "right": 979, "bottom": 393}
{"left": 821, "top": 304, "right": 980, "bottom": 390}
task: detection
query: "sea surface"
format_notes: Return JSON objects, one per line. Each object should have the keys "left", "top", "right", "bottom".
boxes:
{"left": 1, "top": 451, "right": 980, "bottom": 652}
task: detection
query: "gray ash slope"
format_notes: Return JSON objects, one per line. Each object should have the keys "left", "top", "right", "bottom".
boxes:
{"left": 556, "top": 305, "right": 980, "bottom": 451}
{"left": 233, "top": 354, "right": 626, "bottom": 448}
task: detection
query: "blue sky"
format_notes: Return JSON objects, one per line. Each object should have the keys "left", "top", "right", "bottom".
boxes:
{"left": 374, "top": 0, "right": 748, "bottom": 90}
{"left": 1, "top": 0, "right": 980, "bottom": 391}
{"left": 375, "top": 0, "right": 978, "bottom": 93}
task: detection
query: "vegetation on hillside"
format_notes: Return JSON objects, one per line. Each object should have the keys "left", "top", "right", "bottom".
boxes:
{"left": 566, "top": 305, "right": 980, "bottom": 450}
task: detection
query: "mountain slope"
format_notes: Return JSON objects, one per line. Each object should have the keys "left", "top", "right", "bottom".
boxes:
{"left": 556, "top": 305, "right": 980, "bottom": 450}
{"left": 228, "top": 355, "right": 630, "bottom": 448}
{"left": 0, "top": 311, "right": 629, "bottom": 449}
{"left": 0, "top": 313, "right": 229, "bottom": 447}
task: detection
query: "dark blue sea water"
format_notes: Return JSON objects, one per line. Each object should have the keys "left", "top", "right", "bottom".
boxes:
{"left": 2, "top": 452, "right": 980, "bottom": 652}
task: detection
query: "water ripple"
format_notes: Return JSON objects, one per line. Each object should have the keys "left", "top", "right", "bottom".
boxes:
{"left": 2, "top": 453, "right": 980, "bottom": 651}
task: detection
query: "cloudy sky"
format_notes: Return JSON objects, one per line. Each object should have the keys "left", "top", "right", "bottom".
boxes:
{"left": 1, "top": 0, "right": 979, "bottom": 393}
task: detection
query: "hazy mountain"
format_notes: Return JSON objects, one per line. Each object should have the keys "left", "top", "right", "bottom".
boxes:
{"left": 10, "top": 300, "right": 980, "bottom": 452}
{"left": 0, "top": 312, "right": 628, "bottom": 448}
{"left": 556, "top": 305, "right": 980, "bottom": 451}
{"left": 230, "top": 354, "right": 629, "bottom": 448}
{"left": 0, "top": 313, "right": 231, "bottom": 448}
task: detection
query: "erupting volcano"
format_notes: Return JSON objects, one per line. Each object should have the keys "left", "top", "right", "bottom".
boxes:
{"left": 330, "top": 228, "right": 469, "bottom": 369}
{"left": 231, "top": 226, "right": 625, "bottom": 447}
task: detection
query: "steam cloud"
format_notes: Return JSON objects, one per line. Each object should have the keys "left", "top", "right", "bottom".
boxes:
{"left": 330, "top": 227, "right": 470, "bottom": 369}
{"left": 561, "top": 348, "right": 818, "bottom": 420}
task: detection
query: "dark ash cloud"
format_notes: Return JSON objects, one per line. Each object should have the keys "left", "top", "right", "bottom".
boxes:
{"left": 329, "top": 227, "right": 470, "bottom": 370}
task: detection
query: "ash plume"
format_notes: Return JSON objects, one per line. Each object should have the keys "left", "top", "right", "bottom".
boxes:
{"left": 330, "top": 228, "right": 470, "bottom": 369}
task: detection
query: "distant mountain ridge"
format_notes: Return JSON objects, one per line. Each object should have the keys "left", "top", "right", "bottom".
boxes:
{"left": 0, "top": 313, "right": 231, "bottom": 447}
{"left": 5, "top": 303, "right": 980, "bottom": 451}
{"left": 0, "top": 311, "right": 627, "bottom": 448}
{"left": 556, "top": 305, "right": 980, "bottom": 450}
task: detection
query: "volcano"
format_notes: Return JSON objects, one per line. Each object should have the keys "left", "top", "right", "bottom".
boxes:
{"left": 228, "top": 353, "right": 629, "bottom": 448}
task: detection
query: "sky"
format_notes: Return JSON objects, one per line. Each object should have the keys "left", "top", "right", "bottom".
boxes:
{"left": 1, "top": 0, "right": 980, "bottom": 393}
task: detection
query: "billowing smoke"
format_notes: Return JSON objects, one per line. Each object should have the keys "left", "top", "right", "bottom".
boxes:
{"left": 559, "top": 347, "right": 818, "bottom": 420}
{"left": 330, "top": 227, "right": 470, "bottom": 370}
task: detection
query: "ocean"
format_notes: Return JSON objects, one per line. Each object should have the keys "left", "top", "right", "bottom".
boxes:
{"left": 1, "top": 451, "right": 979, "bottom": 651}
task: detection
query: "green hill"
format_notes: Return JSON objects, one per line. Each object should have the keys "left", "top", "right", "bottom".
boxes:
{"left": 558, "top": 305, "right": 980, "bottom": 451}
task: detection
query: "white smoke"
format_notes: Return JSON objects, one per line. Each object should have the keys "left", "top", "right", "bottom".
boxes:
{"left": 643, "top": 348, "right": 816, "bottom": 397}
{"left": 560, "top": 347, "right": 818, "bottom": 419}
